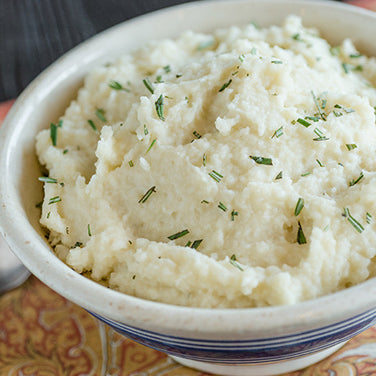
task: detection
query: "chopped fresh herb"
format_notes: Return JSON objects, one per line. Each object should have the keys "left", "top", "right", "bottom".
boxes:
{"left": 59, "top": 182, "right": 65, "bottom": 187}
{"left": 275, "top": 171, "right": 283, "bottom": 180}
{"left": 38, "top": 177, "right": 57, "bottom": 184}
{"left": 144, "top": 125, "right": 149, "bottom": 135}
{"left": 155, "top": 75, "right": 163, "bottom": 83}
{"left": 218, "top": 202, "right": 228, "bottom": 212}
{"left": 35, "top": 201, "right": 43, "bottom": 208}
{"left": 297, "top": 118, "right": 311, "bottom": 127}
{"left": 209, "top": 170, "right": 223, "bottom": 183}
{"left": 342, "top": 63, "right": 351, "bottom": 74}
{"left": 272, "top": 126, "right": 283, "bottom": 138}
{"left": 294, "top": 198, "right": 304, "bottom": 216}
{"left": 193, "top": 131, "right": 202, "bottom": 139}
{"left": 73, "top": 242, "right": 83, "bottom": 248}
{"left": 239, "top": 54, "right": 245, "bottom": 62}
{"left": 201, "top": 200, "right": 209, "bottom": 204}
{"left": 146, "top": 138, "right": 157, "bottom": 154}
{"left": 191, "top": 239, "right": 203, "bottom": 249}
{"left": 330, "top": 46, "right": 340, "bottom": 56}
{"left": 168, "top": 229, "right": 189, "bottom": 240}
{"left": 251, "top": 47, "right": 257, "bottom": 55}
{"left": 346, "top": 143, "right": 357, "bottom": 151}
{"left": 349, "top": 171, "right": 364, "bottom": 187}
{"left": 108, "top": 80, "right": 130, "bottom": 92}
{"left": 63, "top": 149, "right": 68, "bottom": 154}
{"left": 197, "top": 39, "right": 215, "bottom": 51}
{"left": 132, "top": 275, "right": 136, "bottom": 280}
{"left": 311, "top": 91, "right": 327, "bottom": 121}
{"left": 230, "top": 254, "right": 244, "bottom": 271}
{"left": 301, "top": 171, "right": 312, "bottom": 177}
{"left": 138, "top": 186, "right": 156, "bottom": 204}
{"left": 313, "top": 136, "right": 329, "bottom": 141}
{"left": 354, "top": 65, "right": 363, "bottom": 71}
{"left": 231, "top": 210, "right": 238, "bottom": 221}
{"left": 48, "top": 196, "right": 61, "bottom": 205}
{"left": 324, "top": 225, "right": 330, "bottom": 232}
{"left": 250, "top": 156, "right": 273, "bottom": 165}
{"left": 50, "top": 123, "right": 58, "bottom": 146}
{"left": 343, "top": 208, "right": 364, "bottom": 233}
{"left": 176, "top": 74, "right": 182, "bottom": 78}
{"left": 271, "top": 60, "right": 283, "bottom": 64}
{"left": 95, "top": 108, "right": 107, "bottom": 122}
{"left": 185, "top": 96, "right": 189, "bottom": 103}
{"left": 128, "top": 160, "right": 134, "bottom": 167}
{"left": 185, "top": 240, "right": 192, "bottom": 247}
{"left": 203, "top": 153, "right": 207, "bottom": 166}
{"left": 47, "top": 212, "right": 51, "bottom": 219}
{"left": 350, "top": 53, "right": 362, "bottom": 58}
{"left": 87, "top": 119, "right": 97, "bottom": 132}
{"left": 219, "top": 79, "right": 232, "bottom": 92}
{"left": 313, "top": 127, "right": 329, "bottom": 141}
{"left": 143, "top": 78, "right": 154, "bottom": 94}
{"left": 316, "top": 159, "right": 324, "bottom": 167}
{"left": 333, "top": 110, "right": 343, "bottom": 117}
{"left": 366, "top": 212, "right": 372, "bottom": 224}
{"left": 163, "top": 65, "right": 171, "bottom": 73}
{"left": 155, "top": 94, "right": 165, "bottom": 121}
{"left": 292, "top": 33, "right": 302, "bottom": 41}
{"left": 305, "top": 116, "right": 320, "bottom": 122}
{"left": 297, "top": 221, "right": 307, "bottom": 244}
{"left": 321, "top": 99, "right": 327, "bottom": 110}
{"left": 88, "top": 224, "right": 92, "bottom": 237}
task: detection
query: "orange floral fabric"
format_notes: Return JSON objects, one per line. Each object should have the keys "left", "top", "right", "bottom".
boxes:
{"left": 2, "top": 2, "right": 376, "bottom": 373}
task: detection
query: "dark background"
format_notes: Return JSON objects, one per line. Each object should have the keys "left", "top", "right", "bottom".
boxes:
{"left": 0, "top": 0, "right": 348, "bottom": 102}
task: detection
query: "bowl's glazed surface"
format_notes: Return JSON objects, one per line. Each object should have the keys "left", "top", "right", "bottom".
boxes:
{"left": 1, "top": 1, "right": 376, "bottom": 375}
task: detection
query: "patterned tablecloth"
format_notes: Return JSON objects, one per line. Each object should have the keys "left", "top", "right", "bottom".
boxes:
{"left": 2, "top": 1, "right": 376, "bottom": 374}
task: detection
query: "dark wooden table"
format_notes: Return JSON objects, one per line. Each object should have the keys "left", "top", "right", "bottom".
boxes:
{"left": 0, "top": 0, "right": 193, "bottom": 102}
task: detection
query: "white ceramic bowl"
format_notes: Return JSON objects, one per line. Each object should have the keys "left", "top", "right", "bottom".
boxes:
{"left": 2, "top": 1, "right": 376, "bottom": 375}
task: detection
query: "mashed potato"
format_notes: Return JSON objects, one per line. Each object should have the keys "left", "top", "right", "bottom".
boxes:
{"left": 36, "top": 16, "right": 376, "bottom": 308}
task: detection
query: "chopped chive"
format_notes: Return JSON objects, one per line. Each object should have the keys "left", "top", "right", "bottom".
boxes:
{"left": 47, "top": 212, "right": 51, "bottom": 219}
{"left": 138, "top": 186, "right": 156, "bottom": 204}
{"left": 50, "top": 123, "right": 58, "bottom": 146}
{"left": 168, "top": 229, "right": 189, "bottom": 240}
{"left": 155, "top": 75, "right": 163, "bottom": 83}
{"left": 87, "top": 119, "right": 97, "bottom": 132}
{"left": 333, "top": 110, "right": 343, "bottom": 117}
{"left": 63, "top": 149, "right": 68, "bottom": 154}
{"left": 305, "top": 116, "right": 320, "bottom": 122}
{"left": 366, "top": 212, "right": 372, "bottom": 224}
{"left": 324, "top": 225, "right": 329, "bottom": 232}
{"left": 38, "top": 177, "right": 57, "bottom": 184}
{"left": 316, "top": 159, "right": 324, "bottom": 167}
{"left": 203, "top": 153, "right": 207, "bottom": 166}
{"left": 95, "top": 108, "right": 107, "bottom": 122}
{"left": 321, "top": 99, "right": 327, "bottom": 110}
{"left": 185, "top": 240, "right": 192, "bottom": 247}
{"left": 144, "top": 125, "right": 149, "bottom": 135}
{"left": 271, "top": 60, "right": 283, "bottom": 64}
{"left": 48, "top": 196, "right": 61, "bottom": 205}
{"left": 219, "top": 79, "right": 232, "bottom": 92}
{"left": 239, "top": 54, "right": 245, "bottom": 62}
{"left": 311, "top": 91, "right": 327, "bottom": 121}
{"left": 354, "top": 65, "right": 363, "bottom": 71}
{"left": 230, "top": 254, "right": 244, "bottom": 271}
{"left": 146, "top": 138, "right": 157, "bottom": 154}
{"left": 197, "top": 39, "right": 215, "bottom": 51}
{"left": 271, "top": 126, "right": 283, "bottom": 138}
{"left": 193, "top": 131, "right": 202, "bottom": 139}
{"left": 185, "top": 96, "right": 189, "bottom": 103}
{"left": 342, "top": 63, "right": 351, "bottom": 74}
{"left": 209, "top": 170, "right": 223, "bottom": 182}
{"left": 128, "top": 160, "right": 134, "bottom": 167}
{"left": 330, "top": 46, "right": 340, "bottom": 56}
{"left": 301, "top": 171, "right": 312, "bottom": 177}
{"left": 292, "top": 33, "right": 302, "bottom": 41}
{"left": 163, "top": 65, "right": 171, "bottom": 73}
{"left": 88, "top": 224, "right": 92, "bottom": 237}
{"left": 349, "top": 171, "right": 364, "bottom": 187}
{"left": 346, "top": 143, "right": 357, "bottom": 151}
{"left": 142, "top": 78, "right": 154, "bottom": 94}
{"left": 218, "top": 202, "right": 227, "bottom": 212}
{"left": 313, "top": 137, "right": 329, "bottom": 141}
{"left": 108, "top": 80, "right": 130, "bottom": 92}
{"left": 191, "top": 239, "right": 203, "bottom": 249}
{"left": 176, "top": 74, "right": 182, "bottom": 78}
{"left": 350, "top": 53, "right": 362, "bottom": 58}
{"left": 231, "top": 210, "right": 238, "bottom": 221}
{"left": 275, "top": 171, "right": 283, "bottom": 180}
{"left": 297, "top": 221, "right": 307, "bottom": 244}
{"left": 343, "top": 208, "right": 364, "bottom": 233}
{"left": 294, "top": 198, "right": 304, "bottom": 216}
{"left": 201, "top": 200, "right": 209, "bottom": 204}
{"left": 314, "top": 128, "right": 324, "bottom": 137}
{"left": 297, "top": 118, "right": 311, "bottom": 127}
{"left": 250, "top": 156, "right": 273, "bottom": 165}
{"left": 155, "top": 94, "right": 165, "bottom": 121}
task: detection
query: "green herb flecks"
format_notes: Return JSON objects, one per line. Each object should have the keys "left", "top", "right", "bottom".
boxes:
{"left": 146, "top": 138, "right": 157, "bottom": 154}
{"left": 230, "top": 254, "right": 244, "bottom": 271}
{"left": 305, "top": 116, "right": 320, "bottom": 122}
{"left": 297, "top": 118, "right": 311, "bottom": 128}
{"left": 203, "top": 153, "right": 207, "bottom": 166}
{"left": 297, "top": 221, "right": 307, "bottom": 244}
{"left": 271, "top": 126, "right": 283, "bottom": 138}
{"left": 138, "top": 186, "right": 156, "bottom": 204}
{"left": 316, "top": 159, "right": 324, "bottom": 167}
{"left": 209, "top": 170, "right": 223, "bottom": 183}
{"left": 275, "top": 171, "right": 283, "bottom": 180}
{"left": 330, "top": 46, "right": 340, "bottom": 56}
{"left": 271, "top": 60, "right": 283, "bottom": 64}
{"left": 168, "top": 229, "right": 189, "bottom": 240}
{"left": 250, "top": 156, "right": 273, "bottom": 165}
{"left": 95, "top": 108, "right": 107, "bottom": 122}
{"left": 50, "top": 123, "right": 58, "bottom": 146}
{"left": 366, "top": 212, "right": 372, "bottom": 224}
{"left": 218, "top": 202, "right": 228, "bottom": 212}
{"left": 163, "top": 65, "right": 171, "bottom": 73}
{"left": 231, "top": 210, "right": 238, "bottom": 221}
{"left": 88, "top": 120, "right": 97, "bottom": 132}
{"left": 48, "top": 196, "right": 61, "bottom": 205}
{"left": 342, "top": 63, "right": 351, "bottom": 74}
{"left": 350, "top": 53, "right": 362, "bottom": 58}
{"left": 219, "top": 79, "right": 232, "bottom": 92}
{"left": 301, "top": 171, "right": 312, "bottom": 177}
{"left": 143, "top": 78, "right": 154, "bottom": 94}
{"left": 88, "top": 224, "right": 92, "bottom": 237}
{"left": 313, "top": 127, "right": 329, "bottom": 141}
{"left": 155, "top": 94, "right": 165, "bottom": 121}
{"left": 239, "top": 54, "right": 245, "bottom": 62}
{"left": 193, "top": 131, "right": 202, "bottom": 139}
{"left": 108, "top": 80, "right": 130, "bottom": 92}
{"left": 201, "top": 200, "right": 209, "bottom": 204}
{"left": 343, "top": 208, "right": 364, "bottom": 233}
{"left": 144, "top": 125, "right": 149, "bottom": 135}
{"left": 349, "top": 171, "right": 364, "bottom": 187}
{"left": 294, "top": 198, "right": 304, "bottom": 216}
{"left": 38, "top": 177, "right": 57, "bottom": 184}
{"left": 311, "top": 91, "right": 327, "bottom": 121}
{"left": 128, "top": 160, "right": 134, "bottom": 167}
{"left": 346, "top": 143, "right": 357, "bottom": 151}
{"left": 191, "top": 239, "right": 203, "bottom": 249}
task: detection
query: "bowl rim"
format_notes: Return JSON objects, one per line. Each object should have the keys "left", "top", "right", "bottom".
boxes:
{"left": 1, "top": 0, "right": 376, "bottom": 337}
